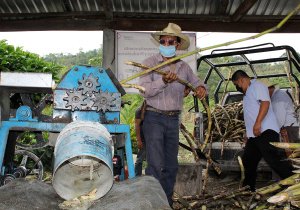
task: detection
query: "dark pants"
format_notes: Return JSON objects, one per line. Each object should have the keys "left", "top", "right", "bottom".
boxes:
{"left": 142, "top": 111, "right": 179, "bottom": 206}
{"left": 242, "top": 129, "right": 294, "bottom": 191}
{"left": 135, "top": 138, "right": 146, "bottom": 176}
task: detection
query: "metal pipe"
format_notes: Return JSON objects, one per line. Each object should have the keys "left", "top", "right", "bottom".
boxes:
{"left": 0, "top": 121, "right": 67, "bottom": 174}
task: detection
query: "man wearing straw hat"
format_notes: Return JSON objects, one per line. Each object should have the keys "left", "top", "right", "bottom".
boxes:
{"left": 138, "top": 23, "right": 206, "bottom": 207}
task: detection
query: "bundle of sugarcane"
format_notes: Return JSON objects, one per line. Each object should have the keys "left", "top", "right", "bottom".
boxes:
{"left": 208, "top": 102, "right": 245, "bottom": 144}
{"left": 254, "top": 142, "right": 300, "bottom": 209}
{"left": 173, "top": 185, "right": 253, "bottom": 209}
{"left": 173, "top": 174, "right": 300, "bottom": 209}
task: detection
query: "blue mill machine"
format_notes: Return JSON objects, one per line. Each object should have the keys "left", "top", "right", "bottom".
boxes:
{"left": 0, "top": 66, "right": 135, "bottom": 200}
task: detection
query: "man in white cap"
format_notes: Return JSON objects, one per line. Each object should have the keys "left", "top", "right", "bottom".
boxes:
{"left": 138, "top": 23, "right": 206, "bottom": 207}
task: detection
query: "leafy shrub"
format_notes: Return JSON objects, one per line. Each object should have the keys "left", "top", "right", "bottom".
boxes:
{"left": 0, "top": 40, "right": 62, "bottom": 81}
{"left": 120, "top": 94, "right": 143, "bottom": 154}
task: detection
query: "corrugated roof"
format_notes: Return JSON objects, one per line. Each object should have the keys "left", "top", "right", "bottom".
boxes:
{"left": 0, "top": 0, "right": 299, "bottom": 32}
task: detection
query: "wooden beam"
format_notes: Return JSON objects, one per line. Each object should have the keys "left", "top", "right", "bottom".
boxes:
{"left": 231, "top": 0, "right": 259, "bottom": 21}
{"left": 0, "top": 16, "right": 299, "bottom": 33}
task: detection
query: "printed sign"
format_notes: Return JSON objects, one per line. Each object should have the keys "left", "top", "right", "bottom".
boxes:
{"left": 116, "top": 31, "right": 197, "bottom": 93}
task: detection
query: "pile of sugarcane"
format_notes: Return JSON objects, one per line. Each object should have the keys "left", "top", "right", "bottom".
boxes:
{"left": 209, "top": 102, "right": 245, "bottom": 144}
{"left": 265, "top": 142, "right": 300, "bottom": 208}
{"left": 173, "top": 142, "right": 300, "bottom": 209}
{"left": 173, "top": 176, "right": 300, "bottom": 209}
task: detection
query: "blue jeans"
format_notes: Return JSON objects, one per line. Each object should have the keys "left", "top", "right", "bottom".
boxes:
{"left": 142, "top": 111, "right": 179, "bottom": 206}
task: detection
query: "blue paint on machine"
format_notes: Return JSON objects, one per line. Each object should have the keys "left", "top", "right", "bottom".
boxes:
{"left": 0, "top": 65, "right": 134, "bottom": 199}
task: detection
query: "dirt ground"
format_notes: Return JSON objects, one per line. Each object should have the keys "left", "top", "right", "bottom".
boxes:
{"left": 0, "top": 169, "right": 291, "bottom": 210}
{"left": 172, "top": 170, "right": 284, "bottom": 209}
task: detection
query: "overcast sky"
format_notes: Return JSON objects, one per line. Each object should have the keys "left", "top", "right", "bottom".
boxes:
{"left": 0, "top": 31, "right": 299, "bottom": 57}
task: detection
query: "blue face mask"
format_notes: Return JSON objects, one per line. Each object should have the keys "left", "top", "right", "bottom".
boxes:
{"left": 159, "top": 44, "right": 176, "bottom": 58}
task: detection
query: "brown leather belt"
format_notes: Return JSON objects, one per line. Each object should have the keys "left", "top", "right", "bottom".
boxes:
{"left": 146, "top": 106, "right": 180, "bottom": 116}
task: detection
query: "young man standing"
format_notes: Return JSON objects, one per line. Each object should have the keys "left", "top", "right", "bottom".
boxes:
{"left": 232, "top": 70, "right": 294, "bottom": 191}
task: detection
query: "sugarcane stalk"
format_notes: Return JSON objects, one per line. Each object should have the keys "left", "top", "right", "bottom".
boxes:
{"left": 238, "top": 156, "right": 245, "bottom": 188}
{"left": 270, "top": 142, "right": 300, "bottom": 150}
{"left": 279, "top": 174, "right": 300, "bottom": 185}
{"left": 202, "top": 143, "right": 211, "bottom": 194}
{"left": 180, "top": 123, "right": 222, "bottom": 174}
{"left": 236, "top": 197, "right": 247, "bottom": 210}
{"left": 120, "top": 3, "right": 300, "bottom": 85}
{"left": 267, "top": 182, "right": 300, "bottom": 204}
{"left": 283, "top": 203, "right": 291, "bottom": 210}
{"left": 289, "top": 151, "right": 300, "bottom": 158}
{"left": 230, "top": 198, "right": 241, "bottom": 208}
{"left": 290, "top": 158, "right": 300, "bottom": 164}
{"left": 214, "top": 104, "right": 232, "bottom": 122}
{"left": 219, "top": 68, "right": 233, "bottom": 105}
{"left": 121, "top": 83, "right": 145, "bottom": 92}
{"left": 180, "top": 123, "right": 204, "bottom": 147}
{"left": 257, "top": 173, "right": 300, "bottom": 195}
{"left": 125, "top": 61, "right": 195, "bottom": 90}
{"left": 255, "top": 204, "right": 268, "bottom": 210}
{"left": 173, "top": 192, "right": 191, "bottom": 208}
{"left": 180, "top": 127, "right": 200, "bottom": 162}
{"left": 212, "top": 111, "right": 224, "bottom": 136}
{"left": 291, "top": 200, "right": 300, "bottom": 208}
{"left": 191, "top": 186, "right": 250, "bottom": 208}
{"left": 182, "top": 194, "right": 211, "bottom": 201}
{"left": 293, "top": 169, "right": 300, "bottom": 173}
{"left": 246, "top": 194, "right": 256, "bottom": 209}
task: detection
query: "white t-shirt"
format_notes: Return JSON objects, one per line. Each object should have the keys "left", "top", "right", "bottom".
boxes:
{"left": 243, "top": 79, "right": 280, "bottom": 137}
{"left": 272, "top": 88, "right": 299, "bottom": 127}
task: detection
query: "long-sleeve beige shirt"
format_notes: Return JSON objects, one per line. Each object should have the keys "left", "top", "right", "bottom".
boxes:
{"left": 139, "top": 53, "right": 204, "bottom": 111}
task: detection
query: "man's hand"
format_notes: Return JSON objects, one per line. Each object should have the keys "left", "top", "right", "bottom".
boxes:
{"left": 184, "top": 86, "right": 191, "bottom": 97}
{"left": 253, "top": 121, "right": 262, "bottom": 136}
{"left": 162, "top": 71, "right": 178, "bottom": 83}
{"left": 194, "top": 85, "right": 206, "bottom": 100}
{"left": 280, "top": 128, "right": 289, "bottom": 143}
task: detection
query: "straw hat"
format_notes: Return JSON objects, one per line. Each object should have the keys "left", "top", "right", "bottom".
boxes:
{"left": 151, "top": 23, "right": 190, "bottom": 50}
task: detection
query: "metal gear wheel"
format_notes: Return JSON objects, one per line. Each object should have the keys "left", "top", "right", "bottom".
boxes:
{"left": 92, "top": 90, "right": 115, "bottom": 112}
{"left": 63, "top": 89, "right": 87, "bottom": 111}
{"left": 81, "top": 95, "right": 95, "bottom": 110}
{"left": 78, "top": 73, "right": 100, "bottom": 95}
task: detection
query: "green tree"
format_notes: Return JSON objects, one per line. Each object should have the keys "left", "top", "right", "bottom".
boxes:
{"left": 0, "top": 40, "right": 61, "bottom": 80}
{"left": 43, "top": 47, "right": 103, "bottom": 69}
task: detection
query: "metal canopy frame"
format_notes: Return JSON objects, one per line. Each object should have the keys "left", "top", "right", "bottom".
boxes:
{"left": 197, "top": 43, "right": 300, "bottom": 104}
{"left": 0, "top": 0, "right": 299, "bottom": 32}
